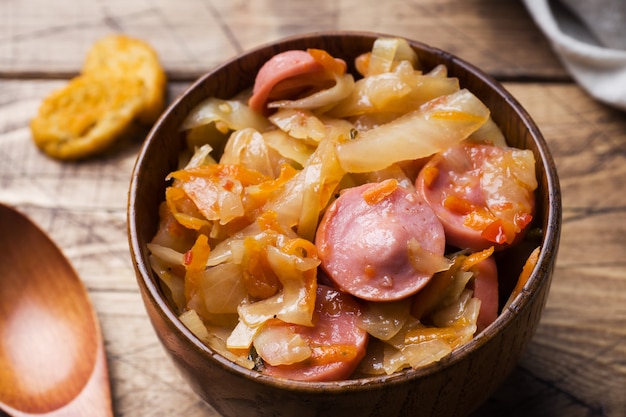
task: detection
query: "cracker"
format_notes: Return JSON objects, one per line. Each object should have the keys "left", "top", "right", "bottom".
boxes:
{"left": 82, "top": 34, "right": 166, "bottom": 124}
{"left": 30, "top": 75, "right": 144, "bottom": 160}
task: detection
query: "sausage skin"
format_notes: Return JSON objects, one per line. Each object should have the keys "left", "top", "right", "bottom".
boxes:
{"left": 316, "top": 181, "right": 446, "bottom": 302}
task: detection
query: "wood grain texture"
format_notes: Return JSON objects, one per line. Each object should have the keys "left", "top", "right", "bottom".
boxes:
{"left": 0, "top": 0, "right": 566, "bottom": 80}
{"left": 0, "top": 0, "right": 624, "bottom": 416}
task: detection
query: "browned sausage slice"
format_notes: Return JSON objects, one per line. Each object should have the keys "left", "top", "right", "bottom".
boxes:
{"left": 315, "top": 180, "right": 446, "bottom": 302}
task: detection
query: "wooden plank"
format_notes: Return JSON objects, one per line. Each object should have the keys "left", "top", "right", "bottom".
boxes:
{"left": 0, "top": 0, "right": 567, "bottom": 80}
{"left": 91, "top": 290, "right": 221, "bottom": 417}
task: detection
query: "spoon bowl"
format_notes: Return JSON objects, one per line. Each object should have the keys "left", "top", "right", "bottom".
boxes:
{"left": 0, "top": 204, "right": 112, "bottom": 417}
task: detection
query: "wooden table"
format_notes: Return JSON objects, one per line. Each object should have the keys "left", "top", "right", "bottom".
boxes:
{"left": 1, "top": 1, "right": 624, "bottom": 416}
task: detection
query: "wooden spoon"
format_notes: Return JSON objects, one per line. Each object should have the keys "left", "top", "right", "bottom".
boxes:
{"left": 0, "top": 204, "right": 113, "bottom": 417}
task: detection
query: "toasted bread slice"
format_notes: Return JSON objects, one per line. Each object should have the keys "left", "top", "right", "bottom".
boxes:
{"left": 30, "top": 75, "right": 144, "bottom": 160}
{"left": 82, "top": 34, "right": 166, "bottom": 124}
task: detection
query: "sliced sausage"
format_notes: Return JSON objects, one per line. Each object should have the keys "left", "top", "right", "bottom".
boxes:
{"left": 415, "top": 143, "right": 536, "bottom": 251}
{"left": 248, "top": 50, "right": 345, "bottom": 114}
{"left": 315, "top": 180, "right": 446, "bottom": 302}
{"left": 261, "top": 285, "right": 368, "bottom": 381}
{"left": 470, "top": 256, "right": 499, "bottom": 333}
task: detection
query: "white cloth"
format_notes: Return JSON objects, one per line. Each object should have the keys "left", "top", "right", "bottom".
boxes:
{"left": 523, "top": 0, "right": 626, "bottom": 110}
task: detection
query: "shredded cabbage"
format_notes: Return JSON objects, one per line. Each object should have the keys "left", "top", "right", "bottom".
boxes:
{"left": 367, "top": 37, "right": 419, "bottom": 76}
{"left": 329, "top": 61, "right": 459, "bottom": 119}
{"left": 147, "top": 37, "right": 536, "bottom": 381}
{"left": 181, "top": 97, "right": 269, "bottom": 132}
{"left": 253, "top": 321, "right": 313, "bottom": 366}
{"left": 356, "top": 298, "right": 411, "bottom": 341}
{"left": 238, "top": 244, "right": 318, "bottom": 327}
{"left": 336, "top": 89, "right": 490, "bottom": 173}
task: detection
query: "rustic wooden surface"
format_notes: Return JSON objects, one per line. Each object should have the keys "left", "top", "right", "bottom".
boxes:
{"left": 0, "top": 1, "right": 624, "bottom": 416}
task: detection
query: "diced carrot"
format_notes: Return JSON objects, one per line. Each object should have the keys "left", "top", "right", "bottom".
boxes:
{"left": 504, "top": 246, "right": 540, "bottom": 309}
{"left": 404, "top": 327, "right": 457, "bottom": 345}
{"left": 515, "top": 212, "right": 533, "bottom": 230}
{"left": 169, "top": 164, "right": 269, "bottom": 186}
{"left": 242, "top": 237, "right": 281, "bottom": 299}
{"left": 354, "top": 52, "right": 371, "bottom": 76}
{"left": 165, "top": 187, "right": 211, "bottom": 231}
{"left": 184, "top": 234, "right": 211, "bottom": 300}
{"left": 307, "top": 48, "right": 347, "bottom": 75}
{"left": 481, "top": 220, "right": 507, "bottom": 244}
{"left": 421, "top": 166, "right": 439, "bottom": 188}
{"left": 461, "top": 246, "right": 495, "bottom": 271}
{"left": 362, "top": 178, "right": 398, "bottom": 205}
{"left": 481, "top": 219, "right": 517, "bottom": 245}
{"left": 309, "top": 344, "right": 359, "bottom": 365}
{"left": 247, "top": 164, "right": 298, "bottom": 201}
{"left": 282, "top": 237, "right": 318, "bottom": 259}
{"left": 364, "top": 264, "right": 377, "bottom": 278}
{"left": 430, "top": 111, "right": 486, "bottom": 123}
{"left": 185, "top": 234, "right": 210, "bottom": 272}
{"left": 463, "top": 207, "right": 496, "bottom": 231}
{"left": 257, "top": 210, "right": 283, "bottom": 233}
{"left": 443, "top": 195, "right": 476, "bottom": 215}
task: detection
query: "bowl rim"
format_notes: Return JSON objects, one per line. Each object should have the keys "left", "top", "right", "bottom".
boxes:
{"left": 128, "top": 30, "right": 562, "bottom": 393}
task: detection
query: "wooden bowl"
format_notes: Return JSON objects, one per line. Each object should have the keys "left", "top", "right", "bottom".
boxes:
{"left": 128, "top": 31, "right": 561, "bottom": 417}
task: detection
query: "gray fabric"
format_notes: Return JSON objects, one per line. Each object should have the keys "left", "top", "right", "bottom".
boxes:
{"left": 559, "top": 0, "right": 626, "bottom": 50}
{"left": 524, "top": 0, "right": 626, "bottom": 110}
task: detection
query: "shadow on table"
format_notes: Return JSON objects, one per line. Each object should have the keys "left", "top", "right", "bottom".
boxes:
{"left": 470, "top": 366, "right": 603, "bottom": 417}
